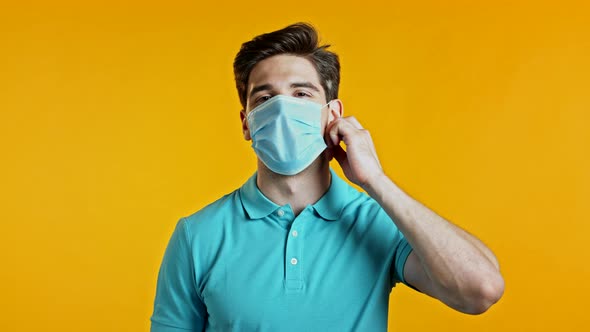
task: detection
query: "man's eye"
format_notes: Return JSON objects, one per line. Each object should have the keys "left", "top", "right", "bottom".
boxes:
{"left": 295, "top": 91, "right": 311, "bottom": 97}
{"left": 256, "top": 95, "right": 272, "bottom": 104}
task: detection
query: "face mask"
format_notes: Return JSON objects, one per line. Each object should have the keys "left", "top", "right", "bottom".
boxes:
{"left": 247, "top": 95, "right": 331, "bottom": 175}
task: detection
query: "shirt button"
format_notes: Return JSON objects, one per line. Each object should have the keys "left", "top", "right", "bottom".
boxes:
{"left": 290, "top": 258, "right": 298, "bottom": 265}
{"left": 292, "top": 230, "right": 298, "bottom": 237}
{"left": 277, "top": 209, "right": 285, "bottom": 217}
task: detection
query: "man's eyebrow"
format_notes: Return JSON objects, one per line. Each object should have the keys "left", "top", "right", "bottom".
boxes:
{"left": 249, "top": 84, "right": 273, "bottom": 99}
{"left": 248, "top": 81, "right": 321, "bottom": 100}
{"left": 291, "top": 82, "right": 320, "bottom": 92}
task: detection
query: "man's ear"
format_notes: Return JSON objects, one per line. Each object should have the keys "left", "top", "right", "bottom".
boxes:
{"left": 240, "top": 109, "right": 251, "bottom": 141}
{"left": 327, "top": 99, "right": 344, "bottom": 123}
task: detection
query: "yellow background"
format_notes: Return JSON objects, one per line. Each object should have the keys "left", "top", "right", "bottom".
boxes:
{"left": 1, "top": 1, "right": 588, "bottom": 331}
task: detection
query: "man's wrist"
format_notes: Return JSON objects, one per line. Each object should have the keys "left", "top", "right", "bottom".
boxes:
{"left": 362, "top": 171, "right": 390, "bottom": 198}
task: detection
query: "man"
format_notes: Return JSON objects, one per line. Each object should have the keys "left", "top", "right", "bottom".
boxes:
{"left": 150, "top": 22, "right": 504, "bottom": 332}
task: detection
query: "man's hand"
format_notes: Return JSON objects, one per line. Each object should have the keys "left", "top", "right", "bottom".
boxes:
{"left": 325, "top": 110, "right": 384, "bottom": 189}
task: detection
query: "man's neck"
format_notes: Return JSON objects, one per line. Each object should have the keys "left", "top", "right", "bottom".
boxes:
{"left": 256, "top": 154, "right": 331, "bottom": 217}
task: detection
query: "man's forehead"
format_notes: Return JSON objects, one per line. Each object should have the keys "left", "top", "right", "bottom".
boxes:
{"left": 248, "top": 55, "right": 322, "bottom": 90}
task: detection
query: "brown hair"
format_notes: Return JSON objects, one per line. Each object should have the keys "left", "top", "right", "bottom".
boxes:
{"left": 233, "top": 22, "right": 340, "bottom": 109}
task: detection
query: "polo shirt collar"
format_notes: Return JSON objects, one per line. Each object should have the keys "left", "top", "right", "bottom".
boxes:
{"left": 311, "top": 168, "right": 349, "bottom": 221}
{"left": 239, "top": 168, "right": 350, "bottom": 221}
{"left": 239, "top": 172, "right": 280, "bottom": 220}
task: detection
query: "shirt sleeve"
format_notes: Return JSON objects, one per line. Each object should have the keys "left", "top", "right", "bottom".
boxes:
{"left": 390, "top": 227, "right": 415, "bottom": 288}
{"left": 150, "top": 217, "right": 207, "bottom": 332}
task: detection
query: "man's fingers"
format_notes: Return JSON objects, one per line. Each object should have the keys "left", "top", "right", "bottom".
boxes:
{"left": 346, "top": 116, "right": 364, "bottom": 130}
{"left": 327, "top": 119, "right": 342, "bottom": 146}
{"left": 332, "top": 144, "right": 347, "bottom": 165}
{"left": 328, "top": 117, "right": 359, "bottom": 146}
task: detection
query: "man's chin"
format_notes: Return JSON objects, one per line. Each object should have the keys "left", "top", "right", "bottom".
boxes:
{"left": 257, "top": 151, "right": 330, "bottom": 177}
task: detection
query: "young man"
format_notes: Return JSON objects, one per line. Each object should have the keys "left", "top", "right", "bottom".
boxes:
{"left": 150, "top": 23, "right": 504, "bottom": 332}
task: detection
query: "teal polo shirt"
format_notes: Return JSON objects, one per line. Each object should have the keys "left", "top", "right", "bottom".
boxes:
{"left": 150, "top": 168, "right": 414, "bottom": 332}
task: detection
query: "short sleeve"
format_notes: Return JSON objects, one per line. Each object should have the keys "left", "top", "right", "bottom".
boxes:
{"left": 390, "top": 228, "right": 414, "bottom": 287}
{"left": 150, "top": 218, "right": 207, "bottom": 332}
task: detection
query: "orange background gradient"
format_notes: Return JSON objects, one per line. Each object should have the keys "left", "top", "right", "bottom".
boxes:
{"left": 1, "top": 1, "right": 588, "bottom": 331}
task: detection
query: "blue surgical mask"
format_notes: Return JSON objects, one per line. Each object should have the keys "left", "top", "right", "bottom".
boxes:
{"left": 247, "top": 95, "right": 330, "bottom": 175}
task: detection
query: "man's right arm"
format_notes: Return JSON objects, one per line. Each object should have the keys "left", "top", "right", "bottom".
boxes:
{"left": 150, "top": 217, "right": 207, "bottom": 332}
